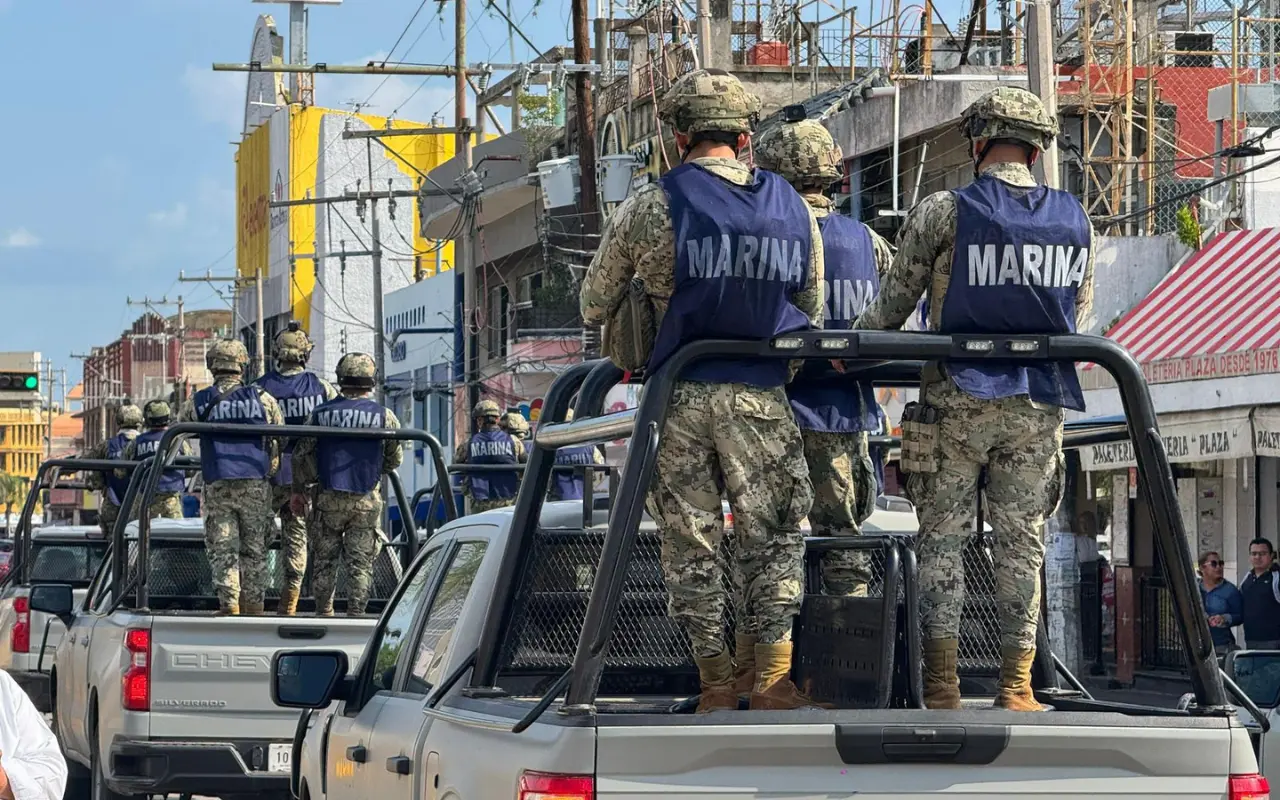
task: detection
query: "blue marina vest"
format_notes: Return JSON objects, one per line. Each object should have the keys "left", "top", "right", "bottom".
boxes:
{"left": 648, "top": 163, "right": 813, "bottom": 386}
{"left": 465, "top": 428, "right": 518, "bottom": 502}
{"left": 193, "top": 384, "right": 271, "bottom": 481}
{"left": 313, "top": 396, "right": 387, "bottom": 494}
{"left": 942, "top": 175, "right": 1090, "bottom": 411}
{"left": 104, "top": 431, "right": 134, "bottom": 505}
{"left": 787, "top": 213, "right": 881, "bottom": 432}
{"left": 256, "top": 370, "right": 327, "bottom": 486}
{"left": 133, "top": 429, "right": 186, "bottom": 494}
{"left": 551, "top": 445, "right": 599, "bottom": 501}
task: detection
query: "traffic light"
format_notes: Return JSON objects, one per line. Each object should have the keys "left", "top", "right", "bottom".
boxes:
{"left": 0, "top": 372, "right": 38, "bottom": 391}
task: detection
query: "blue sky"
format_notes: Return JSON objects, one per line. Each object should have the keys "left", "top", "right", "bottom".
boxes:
{"left": 0, "top": 0, "right": 975, "bottom": 389}
{"left": 0, "top": 0, "right": 574, "bottom": 387}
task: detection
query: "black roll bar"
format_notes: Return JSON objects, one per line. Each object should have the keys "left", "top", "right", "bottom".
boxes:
{"left": 13, "top": 457, "right": 193, "bottom": 586}
{"left": 133, "top": 422, "right": 456, "bottom": 610}
{"left": 466, "top": 359, "right": 601, "bottom": 697}
{"left": 465, "top": 332, "right": 1226, "bottom": 713}
{"left": 104, "top": 455, "right": 203, "bottom": 604}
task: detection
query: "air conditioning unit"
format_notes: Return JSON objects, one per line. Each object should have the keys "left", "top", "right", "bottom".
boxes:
{"left": 1156, "top": 31, "right": 1214, "bottom": 66}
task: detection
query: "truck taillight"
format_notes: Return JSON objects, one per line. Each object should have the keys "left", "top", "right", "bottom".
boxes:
{"left": 1231, "top": 774, "right": 1271, "bottom": 800}
{"left": 11, "top": 596, "right": 29, "bottom": 654}
{"left": 518, "top": 771, "right": 594, "bottom": 800}
{"left": 122, "top": 628, "right": 150, "bottom": 712}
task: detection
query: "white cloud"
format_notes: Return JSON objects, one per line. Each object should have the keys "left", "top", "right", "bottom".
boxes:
{"left": 182, "top": 64, "right": 246, "bottom": 136}
{"left": 3, "top": 229, "right": 39, "bottom": 248}
{"left": 148, "top": 203, "right": 189, "bottom": 228}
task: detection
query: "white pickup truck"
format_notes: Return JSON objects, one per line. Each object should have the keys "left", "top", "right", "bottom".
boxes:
{"left": 30, "top": 427, "right": 457, "bottom": 800}
{"left": 0, "top": 525, "right": 107, "bottom": 710}
{"left": 271, "top": 333, "right": 1267, "bottom": 800}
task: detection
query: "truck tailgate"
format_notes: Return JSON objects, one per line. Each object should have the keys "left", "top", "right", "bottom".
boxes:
{"left": 148, "top": 615, "right": 374, "bottom": 740}
{"left": 596, "top": 713, "right": 1251, "bottom": 798}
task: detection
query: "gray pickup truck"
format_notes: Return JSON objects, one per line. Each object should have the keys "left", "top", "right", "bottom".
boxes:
{"left": 30, "top": 427, "right": 456, "bottom": 800}
{"left": 272, "top": 333, "right": 1267, "bottom": 800}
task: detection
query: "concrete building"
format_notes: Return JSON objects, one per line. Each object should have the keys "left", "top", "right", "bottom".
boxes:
{"left": 382, "top": 270, "right": 456, "bottom": 527}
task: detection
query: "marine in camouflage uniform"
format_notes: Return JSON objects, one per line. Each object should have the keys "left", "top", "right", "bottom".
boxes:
{"left": 255, "top": 323, "right": 339, "bottom": 615}
{"left": 454, "top": 401, "right": 526, "bottom": 513}
{"left": 852, "top": 88, "right": 1096, "bottom": 711}
{"left": 500, "top": 411, "right": 530, "bottom": 442}
{"left": 179, "top": 340, "right": 284, "bottom": 615}
{"left": 717, "top": 114, "right": 893, "bottom": 695}
{"left": 84, "top": 404, "right": 143, "bottom": 537}
{"left": 581, "top": 68, "right": 824, "bottom": 712}
{"left": 119, "top": 400, "right": 192, "bottom": 520}
{"left": 291, "top": 353, "right": 402, "bottom": 616}
{"left": 547, "top": 408, "right": 607, "bottom": 502}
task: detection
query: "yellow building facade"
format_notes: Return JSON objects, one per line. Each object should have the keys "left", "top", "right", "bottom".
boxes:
{"left": 235, "top": 105, "right": 463, "bottom": 335}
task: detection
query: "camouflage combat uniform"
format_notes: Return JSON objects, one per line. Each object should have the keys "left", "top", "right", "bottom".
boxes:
{"left": 84, "top": 404, "right": 143, "bottom": 537}
{"left": 179, "top": 340, "right": 284, "bottom": 615}
{"left": 291, "top": 353, "right": 402, "bottom": 616}
{"left": 756, "top": 118, "right": 895, "bottom": 602}
{"left": 853, "top": 87, "right": 1096, "bottom": 711}
{"left": 455, "top": 401, "right": 526, "bottom": 513}
{"left": 255, "top": 323, "right": 339, "bottom": 614}
{"left": 581, "top": 69, "right": 823, "bottom": 712}
{"left": 119, "top": 400, "right": 192, "bottom": 520}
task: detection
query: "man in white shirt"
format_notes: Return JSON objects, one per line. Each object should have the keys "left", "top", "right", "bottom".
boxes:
{"left": 0, "top": 669, "right": 67, "bottom": 800}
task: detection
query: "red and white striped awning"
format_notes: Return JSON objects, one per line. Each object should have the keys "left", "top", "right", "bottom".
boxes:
{"left": 1089, "top": 227, "right": 1280, "bottom": 385}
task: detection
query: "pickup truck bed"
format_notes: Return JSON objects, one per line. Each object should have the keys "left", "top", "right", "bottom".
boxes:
{"left": 47, "top": 521, "right": 383, "bottom": 800}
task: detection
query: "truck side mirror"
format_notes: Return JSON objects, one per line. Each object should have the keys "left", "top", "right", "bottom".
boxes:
{"left": 271, "top": 650, "right": 350, "bottom": 709}
{"left": 29, "top": 584, "right": 75, "bottom": 625}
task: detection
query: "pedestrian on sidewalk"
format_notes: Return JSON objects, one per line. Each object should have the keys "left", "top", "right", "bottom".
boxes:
{"left": 1198, "top": 550, "right": 1242, "bottom": 658}
{"left": 0, "top": 668, "right": 67, "bottom": 800}
{"left": 1241, "top": 537, "right": 1280, "bottom": 650}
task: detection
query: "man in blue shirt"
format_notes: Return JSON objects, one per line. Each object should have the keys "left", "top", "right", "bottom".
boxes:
{"left": 1199, "top": 550, "right": 1242, "bottom": 657}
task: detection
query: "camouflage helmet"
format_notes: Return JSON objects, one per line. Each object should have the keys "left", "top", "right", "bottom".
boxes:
{"left": 274, "top": 321, "right": 313, "bottom": 365}
{"left": 959, "top": 87, "right": 1058, "bottom": 152}
{"left": 756, "top": 118, "right": 843, "bottom": 184}
{"left": 501, "top": 412, "right": 529, "bottom": 438}
{"left": 335, "top": 352, "right": 377, "bottom": 388}
{"left": 207, "top": 339, "right": 249, "bottom": 375}
{"left": 658, "top": 68, "right": 762, "bottom": 136}
{"left": 143, "top": 399, "right": 171, "bottom": 426}
{"left": 472, "top": 399, "right": 501, "bottom": 419}
{"left": 116, "top": 403, "right": 144, "bottom": 429}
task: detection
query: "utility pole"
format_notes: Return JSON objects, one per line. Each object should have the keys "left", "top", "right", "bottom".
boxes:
{"left": 44, "top": 358, "right": 54, "bottom": 459}
{"left": 572, "top": 0, "right": 599, "bottom": 233}
{"left": 255, "top": 268, "right": 266, "bottom": 378}
{"left": 178, "top": 271, "right": 264, "bottom": 377}
{"left": 1026, "top": 0, "right": 1059, "bottom": 188}
{"left": 370, "top": 198, "right": 387, "bottom": 405}
{"left": 127, "top": 295, "right": 188, "bottom": 391}
{"left": 696, "top": 0, "right": 713, "bottom": 66}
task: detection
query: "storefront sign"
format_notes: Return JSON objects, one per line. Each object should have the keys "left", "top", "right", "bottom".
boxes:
{"left": 1079, "top": 409, "right": 1253, "bottom": 471}
{"left": 1253, "top": 408, "right": 1280, "bottom": 457}
{"left": 1142, "top": 347, "right": 1280, "bottom": 385}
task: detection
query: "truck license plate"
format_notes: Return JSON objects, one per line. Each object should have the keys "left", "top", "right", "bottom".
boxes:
{"left": 268, "top": 743, "right": 292, "bottom": 773}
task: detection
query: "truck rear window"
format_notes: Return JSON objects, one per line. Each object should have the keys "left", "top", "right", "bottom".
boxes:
{"left": 30, "top": 542, "right": 107, "bottom": 584}
{"left": 118, "top": 539, "right": 408, "bottom": 613}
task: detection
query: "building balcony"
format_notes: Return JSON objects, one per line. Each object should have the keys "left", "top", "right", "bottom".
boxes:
{"left": 512, "top": 302, "right": 583, "bottom": 338}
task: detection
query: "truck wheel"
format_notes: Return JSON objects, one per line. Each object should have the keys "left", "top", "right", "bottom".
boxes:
{"left": 90, "top": 724, "right": 137, "bottom": 800}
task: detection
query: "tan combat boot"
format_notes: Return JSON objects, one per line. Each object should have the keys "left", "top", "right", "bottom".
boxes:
{"left": 217, "top": 596, "right": 240, "bottom": 616}
{"left": 750, "top": 642, "right": 831, "bottom": 710}
{"left": 693, "top": 651, "right": 740, "bottom": 713}
{"left": 242, "top": 600, "right": 266, "bottom": 615}
{"left": 993, "top": 647, "right": 1044, "bottom": 711}
{"left": 732, "top": 633, "right": 757, "bottom": 699}
{"left": 922, "top": 638, "right": 962, "bottom": 710}
{"left": 278, "top": 587, "right": 300, "bottom": 616}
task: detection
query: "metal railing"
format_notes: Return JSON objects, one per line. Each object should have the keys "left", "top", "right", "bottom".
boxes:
{"left": 461, "top": 331, "right": 1227, "bottom": 714}
{"left": 132, "top": 422, "right": 455, "bottom": 610}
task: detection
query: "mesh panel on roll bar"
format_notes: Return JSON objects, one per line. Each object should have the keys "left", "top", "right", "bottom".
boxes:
{"left": 463, "top": 332, "right": 1229, "bottom": 714}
